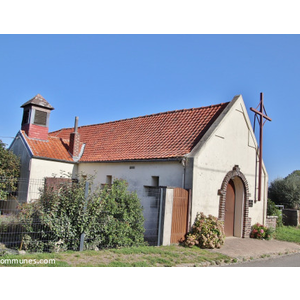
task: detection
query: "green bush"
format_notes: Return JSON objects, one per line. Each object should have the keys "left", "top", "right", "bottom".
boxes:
{"left": 183, "top": 212, "right": 225, "bottom": 249}
{"left": 99, "top": 180, "right": 145, "bottom": 248}
{"left": 0, "top": 139, "right": 20, "bottom": 200}
{"left": 18, "top": 177, "right": 145, "bottom": 252}
{"left": 267, "top": 199, "right": 283, "bottom": 227}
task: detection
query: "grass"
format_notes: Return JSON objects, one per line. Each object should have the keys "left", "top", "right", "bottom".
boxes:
{"left": 2, "top": 225, "right": 299, "bottom": 267}
{"left": 0, "top": 245, "right": 232, "bottom": 267}
{"left": 274, "top": 225, "right": 300, "bottom": 243}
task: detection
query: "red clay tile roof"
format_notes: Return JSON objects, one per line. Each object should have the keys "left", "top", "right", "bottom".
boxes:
{"left": 21, "top": 131, "right": 75, "bottom": 162}
{"left": 47, "top": 102, "right": 229, "bottom": 162}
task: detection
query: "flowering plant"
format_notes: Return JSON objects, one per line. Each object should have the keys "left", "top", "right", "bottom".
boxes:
{"left": 183, "top": 212, "right": 225, "bottom": 249}
{"left": 250, "top": 223, "right": 274, "bottom": 240}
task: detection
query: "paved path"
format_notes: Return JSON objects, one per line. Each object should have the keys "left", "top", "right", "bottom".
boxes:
{"left": 209, "top": 237, "right": 300, "bottom": 262}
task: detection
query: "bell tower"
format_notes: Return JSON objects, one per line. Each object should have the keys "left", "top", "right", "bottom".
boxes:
{"left": 21, "top": 94, "right": 54, "bottom": 140}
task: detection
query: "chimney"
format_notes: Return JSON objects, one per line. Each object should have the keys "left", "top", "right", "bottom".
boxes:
{"left": 69, "top": 116, "right": 81, "bottom": 158}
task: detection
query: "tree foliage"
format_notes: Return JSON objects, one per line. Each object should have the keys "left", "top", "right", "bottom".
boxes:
{"left": 0, "top": 139, "right": 20, "bottom": 199}
{"left": 268, "top": 170, "right": 300, "bottom": 209}
{"left": 18, "top": 177, "right": 145, "bottom": 252}
{"left": 267, "top": 199, "right": 283, "bottom": 227}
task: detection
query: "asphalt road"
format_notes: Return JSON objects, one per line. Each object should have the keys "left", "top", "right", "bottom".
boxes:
{"left": 223, "top": 252, "right": 300, "bottom": 267}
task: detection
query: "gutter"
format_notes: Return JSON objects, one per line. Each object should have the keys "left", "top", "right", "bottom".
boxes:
{"left": 30, "top": 156, "right": 78, "bottom": 164}
{"left": 78, "top": 157, "right": 184, "bottom": 164}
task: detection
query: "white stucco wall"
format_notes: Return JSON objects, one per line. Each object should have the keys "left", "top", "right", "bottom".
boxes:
{"left": 78, "top": 161, "right": 184, "bottom": 193}
{"left": 189, "top": 96, "right": 268, "bottom": 228}
{"left": 27, "top": 158, "right": 77, "bottom": 202}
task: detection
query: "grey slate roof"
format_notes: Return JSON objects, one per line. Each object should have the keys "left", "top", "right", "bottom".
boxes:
{"left": 21, "top": 94, "right": 54, "bottom": 110}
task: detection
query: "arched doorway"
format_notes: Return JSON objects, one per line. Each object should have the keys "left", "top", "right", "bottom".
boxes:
{"left": 224, "top": 180, "right": 235, "bottom": 236}
{"left": 224, "top": 177, "right": 245, "bottom": 237}
{"left": 218, "top": 165, "right": 251, "bottom": 238}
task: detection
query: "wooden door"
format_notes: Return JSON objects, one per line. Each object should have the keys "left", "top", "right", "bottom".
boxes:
{"left": 170, "top": 188, "right": 189, "bottom": 244}
{"left": 224, "top": 180, "right": 235, "bottom": 236}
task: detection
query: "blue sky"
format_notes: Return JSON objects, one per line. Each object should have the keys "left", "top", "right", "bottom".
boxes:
{"left": 0, "top": 34, "right": 299, "bottom": 182}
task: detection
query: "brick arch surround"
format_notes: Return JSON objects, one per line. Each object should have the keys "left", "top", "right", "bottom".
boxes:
{"left": 218, "top": 165, "right": 252, "bottom": 238}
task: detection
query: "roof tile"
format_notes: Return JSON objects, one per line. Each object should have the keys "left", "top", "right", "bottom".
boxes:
{"left": 48, "top": 102, "right": 229, "bottom": 162}
{"left": 22, "top": 131, "right": 74, "bottom": 162}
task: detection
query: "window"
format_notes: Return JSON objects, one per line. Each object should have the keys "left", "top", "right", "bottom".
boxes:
{"left": 144, "top": 176, "right": 160, "bottom": 208}
{"left": 106, "top": 175, "right": 112, "bottom": 185}
{"left": 101, "top": 175, "right": 112, "bottom": 189}
{"left": 152, "top": 176, "right": 159, "bottom": 187}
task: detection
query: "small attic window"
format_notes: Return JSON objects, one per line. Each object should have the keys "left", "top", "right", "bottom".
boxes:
{"left": 34, "top": 110, "right": 47, "bottom": 126}
{"left": 152, "top": 176, "right": 159, "bottom": 187}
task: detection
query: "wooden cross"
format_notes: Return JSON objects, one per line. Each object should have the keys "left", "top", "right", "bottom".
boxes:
{"left": 250, "top": 93, "right": 272, "bottom": 201}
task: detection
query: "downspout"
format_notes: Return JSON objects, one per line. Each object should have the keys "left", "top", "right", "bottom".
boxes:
{"left": 181, "top": 157, "right": 186, "bottom": 189}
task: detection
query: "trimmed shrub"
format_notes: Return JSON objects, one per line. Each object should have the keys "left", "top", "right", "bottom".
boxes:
{"left": 183, "top": 212, "right": 225, "bottom": 249}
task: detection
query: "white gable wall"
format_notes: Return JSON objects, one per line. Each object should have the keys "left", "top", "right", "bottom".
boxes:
{"left": 190, "top": 95, "right": 268, "bottom": 228}
{"left": 26, "top": 158, "right": 77, "bottom": 202}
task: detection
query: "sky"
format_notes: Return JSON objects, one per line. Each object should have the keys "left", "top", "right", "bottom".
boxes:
{"left": 0, "top": 34, "right": 299, "bottom": 183}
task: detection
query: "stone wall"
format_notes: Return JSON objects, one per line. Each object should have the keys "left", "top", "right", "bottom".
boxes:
{"left": 266, "top": 216, "right": 278, "bottom": 230}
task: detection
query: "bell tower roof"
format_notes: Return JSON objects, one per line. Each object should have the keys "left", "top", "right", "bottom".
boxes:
{"left": 21, "top": 94, "right": 54, "bottom": 110}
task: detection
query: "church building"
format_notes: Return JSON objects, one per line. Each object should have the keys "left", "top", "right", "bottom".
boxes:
{"left": 9, "top": 94, "right": 268, "bottom": 245}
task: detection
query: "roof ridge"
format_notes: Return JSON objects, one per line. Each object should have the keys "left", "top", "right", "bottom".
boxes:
{"left": 50, "top": 102, "right": 229, "bottom": 133}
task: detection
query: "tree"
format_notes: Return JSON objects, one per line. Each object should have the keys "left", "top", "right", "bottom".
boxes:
{"left": 268, "top": 170, "right": 300, "bottom": 209}
{"left": 0, "top": 139, "right": 20, "bottom": 200}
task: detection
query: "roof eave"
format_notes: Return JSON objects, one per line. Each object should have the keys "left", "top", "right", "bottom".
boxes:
{"left": 31, "top": 156, "right": 77, "bottom": 164}
{"left": 78, "top": 157, "right": 184, "bottom": 164}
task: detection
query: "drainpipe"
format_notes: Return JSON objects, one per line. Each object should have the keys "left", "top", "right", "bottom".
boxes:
{"left": 157, "top": 188, "right": 164, "bottom": 246}
{"left": 181, "top": 158, "right": 186, "bottom": 189}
